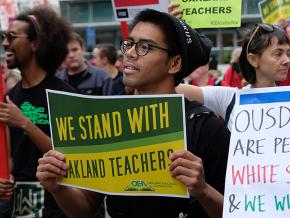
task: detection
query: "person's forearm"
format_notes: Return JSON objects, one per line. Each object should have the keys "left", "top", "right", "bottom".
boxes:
{"left": 197, "top": 184, "right": 224, "bottom": 218}
{"left": 51, "top": 185, "right": 103, "bottom": 218}
{"left": 21, "top": 117, "right": 51, "bottom": 153}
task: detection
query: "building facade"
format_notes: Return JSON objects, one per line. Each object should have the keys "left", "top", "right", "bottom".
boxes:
{"left": 59, "top": 0, "right": 261, "bottom": 63}
{"left": 0, "top": 0, "right": 261, "bottom": 63}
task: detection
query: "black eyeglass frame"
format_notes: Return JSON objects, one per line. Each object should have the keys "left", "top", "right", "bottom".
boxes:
{"left": 120, "top": 39, "right": 169, "bottom": 56}
{"left": 246, "top": 24, "right": 274, "bottom": 54}
{"left": 1, "top": 32, "right": 28, "bottom": 43}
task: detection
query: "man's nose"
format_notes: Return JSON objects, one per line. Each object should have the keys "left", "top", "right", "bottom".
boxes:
{"left": 67, "top": 51, "right": 75, "bottom": 58}
{"left": 283, "top": 52, "right": 290, "bottom": 65}
{"left": 125, "top": 45, "right": 138, "bottom": 58}
{"left": 2, "top": 37, "right": 9, "bottom": 47}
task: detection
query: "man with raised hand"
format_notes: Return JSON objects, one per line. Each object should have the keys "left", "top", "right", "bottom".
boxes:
{"left": 37, "top": 9, "right": 230, "bottom": 218}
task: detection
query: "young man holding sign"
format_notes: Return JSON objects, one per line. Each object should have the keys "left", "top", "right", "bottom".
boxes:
{"left": 36, "top": 9, "right": 230, "bottom": 218}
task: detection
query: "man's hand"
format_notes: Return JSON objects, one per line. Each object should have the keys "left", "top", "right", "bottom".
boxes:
{"left": 0, "top": 96, "right": 29, "bottom": 129}
{"left": 37, "top": 150, "right": 67, "bottom": 194}
{"left": 0, "top": 175, "right": 14, "bottom": 197}
{"left": 168, "top": 2, "right": 183, "bottom": 19}
{"left": 169, "top": 151, "right": 208, "bottom": 199}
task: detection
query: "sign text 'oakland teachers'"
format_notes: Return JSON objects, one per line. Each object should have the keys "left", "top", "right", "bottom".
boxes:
{"left": 47, "top": 90, "right": 188, "bottom": 197}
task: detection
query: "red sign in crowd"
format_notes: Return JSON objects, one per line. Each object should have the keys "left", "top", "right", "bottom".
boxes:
{"left": 0, "top": 64, "right": 9, "bottom": 197}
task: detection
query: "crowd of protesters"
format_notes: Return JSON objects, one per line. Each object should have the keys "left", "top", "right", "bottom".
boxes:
{"left": 0, "top": 1, "right": 289, "bottom": 218}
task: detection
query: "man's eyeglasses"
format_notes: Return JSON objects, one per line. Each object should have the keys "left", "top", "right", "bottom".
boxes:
{"left": 120, "top": 39, "right": 169, "bottom": 56}
{"left": 246, "top": 24, "right": 274, "bottom": 54}
{"left": 1, "top": 32, "right": 28, "bottom": 43}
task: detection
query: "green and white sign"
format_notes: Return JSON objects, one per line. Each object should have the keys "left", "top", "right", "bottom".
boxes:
{"left": 175, "top": 0, "right": 242, "bottom": 28}
{"left": 46, "top": 90, "right": 189, "bottom": 198}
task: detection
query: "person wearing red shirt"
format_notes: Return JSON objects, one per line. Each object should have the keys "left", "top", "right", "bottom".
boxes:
{"left": 221, "top": 48, "right": 243, "bottom": 88}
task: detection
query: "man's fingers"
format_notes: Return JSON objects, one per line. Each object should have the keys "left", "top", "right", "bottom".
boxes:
{"left": 0, "top": 182, "right": 14, "bottom": 188}
{"left": 169, "top": 156, "right": 193, "bottom": 169}
{"left": 170, "top": 161, "right": 202, "bottom": 177}
{"left": 0, "top": 187, "right": 14, "bottom": 194}
{"left": 5, "top": 96, "right": 15, "bottom": 106}
{"left": 171, "top": 9, "right": 183, "bottom": 17}
{"left": 0, "top": 112, "right": 8, "bottom": 120}
{"left": 0, "top": 190, "right": 13, "bottom": 196}
{"left": 168, "top": 2, "right": 180, "bottom": 13}
{"left": 176, "top": 14, "right": 183, "bottom": 20}
{"left": 0, "top": 178, "right": 14, "bottom": 185}
{"left": 168, "top": 2, "right": 183, "bottom": 19}
{"left": 43, "top": 150, "right": 65, "bottom": 160}
{"left": 0, "top": 179, "right": 14, "bottom": 196}
{"left": 170, "top": 150, "right": 201, "bottom": 162}
{"left": 38, "top": 156, "right": 67, "bottom": 171}
{"left": 0, "top": 101, "right": 8, "bottom": 107}
{"left": 37, "top": 161, "right": 66, "bottom": 176}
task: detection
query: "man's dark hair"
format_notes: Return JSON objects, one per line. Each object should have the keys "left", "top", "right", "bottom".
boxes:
{"left": 239, "top": 24, "right": 289, "bottom": 84}
{"left": 15, "top": 6, "right": 72, "bottom": 74}
{"left": 70, "top": 32, "right": 85, "bottom": 49}
{"left": 131, "top": 10, "right": 179, "bottom": 58}
{"left": 96, "top": 43, "right": 117, "bottom": 65}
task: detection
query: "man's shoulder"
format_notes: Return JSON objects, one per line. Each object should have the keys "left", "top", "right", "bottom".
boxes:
{"left": 86, "top": 64, "right": 111, "bottom": 80}
{"left": 46, "top": 76, "right": 76, "bottom": 93}
{"left": 185, "top": 99, "right": 230, "bottom": 151}
{"left": 185, "top": 99, "right": 219, "bottom": 136}
{"left": 185, "top": 99, "right": 213, "bottom": 117}
{"left": 55, "top": 68, "right": 66, "bottom": 75}
{"left": 55, "top": 68, "right": 68, "bottom": 79}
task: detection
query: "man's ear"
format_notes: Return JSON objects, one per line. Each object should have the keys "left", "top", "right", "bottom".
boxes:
{"left": 31, "top": 40, "right": 38, "bottom": 52}
{"left": 168, "top": 55, "right": 182, "bottom": 75}
{"left": 102, "top": 56, "right": 108, "bottom": 65}
{"left": 247, "top": 53, "right": 259, "bottom": 68}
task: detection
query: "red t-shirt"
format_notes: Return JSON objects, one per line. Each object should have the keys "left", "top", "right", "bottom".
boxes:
{"left": 221, "top": 65, "right": 243, "bottom": 88}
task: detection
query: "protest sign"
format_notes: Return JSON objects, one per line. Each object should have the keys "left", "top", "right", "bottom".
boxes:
{"left": 223, "top": 87, "right": 290, "bottom": 218}
{"left": 259, "top": 0, "right": 290, "bottom": 24}
{"left": 0, "top": 66, "right": 9, "bottom": 189}
{"left": 47, "top": 90, "right": 189, "bottom": 198}
{"left": 111, "top": 0, "right": 168, "bottom": 21}
{"left": 0, "top": 0, "right": 60, "bottom": 30}
{"left": 0, "top": 0, "right": 17, "bottom": 30}
{"left": 280, "top": 0, "right": 290, "bottom": 20}
{"left": 175, "top": 0, "right": 242, "bottom": 28}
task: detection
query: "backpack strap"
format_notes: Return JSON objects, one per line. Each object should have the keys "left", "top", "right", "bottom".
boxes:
{"left": 185, "top": 100, "right": 214, "bottom": 154}
{"left": 225, "top": 93, "right": 236, "bottom": 126}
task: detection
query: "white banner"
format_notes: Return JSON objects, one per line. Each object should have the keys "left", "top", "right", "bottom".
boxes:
{"left": 223, "top": 86, "right": 290, "bottom": 218}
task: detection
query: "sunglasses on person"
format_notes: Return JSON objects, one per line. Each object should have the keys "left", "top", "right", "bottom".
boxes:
{"left": 246, "top": 24, "right": 274, "bottom": 54}
{"left": 120, "top": 39, "right": 169, "bottom": 56}
{"left": 1, "top": 32, "right": 28, "bottom": 43}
